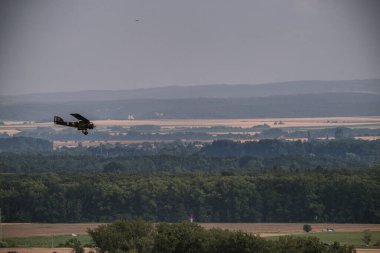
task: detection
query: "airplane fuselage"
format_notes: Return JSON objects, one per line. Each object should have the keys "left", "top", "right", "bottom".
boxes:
{"left": 54, "top": 114, "right": 95, "bottom": 135}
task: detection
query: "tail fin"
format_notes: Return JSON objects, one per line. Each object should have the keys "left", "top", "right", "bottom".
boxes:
{"left": 54, "top": 116, "right": 64, "bottom": 124}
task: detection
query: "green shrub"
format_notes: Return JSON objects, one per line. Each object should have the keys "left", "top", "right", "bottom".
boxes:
{"left": 303, "top": 224, "right": 312, "bottom": 233}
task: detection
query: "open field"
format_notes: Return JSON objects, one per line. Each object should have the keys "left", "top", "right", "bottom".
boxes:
{"left": 200, "top": 223, "right": 380, "bottom": 234}
{"left": 3, "top": 222, "right": 380, "bottom": 238}
{"left": 3, "top": 233, "right": 380, "bottom": 252}
{"left": 0, "top": 248, "right": 95, "bottom": 253}
{"left": 4, "top": 233, "right": 380, "bottom": 250}
{"left": 0, "top": 248, "right": 76, "bottom": 253}
{"left": 2, "top": 223, "right": 102, "bottom": 238}
{"left": 354, "top": 136, "right": 380, "bottom": 141}
{"left": 2, "top": 223, "right": 380, "bottom": 253}
{"left": 90, "top": 116, "right": 380, "bottom": 129}
{"left": 3, "top": 235, "right": 91, "bottom": 247}
{"left": 267, "top": 231, "right": 380, "bottom": 246}
{"left": 3, "top": 116, "right": 379, "bottom": 148}
{"left": 2, "top": 116, "right": 380, "bottom": 130}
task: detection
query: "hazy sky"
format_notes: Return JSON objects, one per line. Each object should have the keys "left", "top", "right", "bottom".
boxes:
{"left": 0, "top": 0, "right": 379, "bottom": 95}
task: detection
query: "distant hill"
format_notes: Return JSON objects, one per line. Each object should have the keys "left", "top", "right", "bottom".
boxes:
{"left": 1, "top": 79, "right": 379, "bottom": 103}
{"left": 0, "top": 92, "right": 379, "bottom": 121}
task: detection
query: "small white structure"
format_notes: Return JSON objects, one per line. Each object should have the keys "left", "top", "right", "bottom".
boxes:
{"left": 189, "top": 213, "right": 194, "bottom": 223}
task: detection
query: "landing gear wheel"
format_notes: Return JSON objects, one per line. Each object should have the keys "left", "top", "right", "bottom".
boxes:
{"left": 82, "top": 130, "right": 88, "bottom": 135}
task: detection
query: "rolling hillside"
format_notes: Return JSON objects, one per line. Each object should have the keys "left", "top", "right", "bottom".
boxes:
{"left": 0, "top": 92, "right": 379, "bottom": 121}
{"left": 1, "top": 79, "right": 379, "bottom": 103}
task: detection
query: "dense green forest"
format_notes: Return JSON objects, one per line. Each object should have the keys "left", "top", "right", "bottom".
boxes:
{"left": 201, "top": 139, "right": 380, "bottom": 162}
{"left": 1, "top": 138, "right": 380, "bottom": 173}
{"left": 0, "top": 137, "right": 379, "bottom": 223}
{"left": 0, "top": 153, "right": 373, "bottom": 173}
{"left": 0, "top": 136, "right": 52, "bottom": 152}
{"left": 1, "top": 169, "right": 379, "bottom": 223}
{"left": 86, "top": 219, "right": 355, "bottom": 253}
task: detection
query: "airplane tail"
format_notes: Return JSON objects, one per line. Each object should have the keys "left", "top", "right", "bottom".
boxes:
{"left": 54, "top": 116, "right": 64, "bottom": 124}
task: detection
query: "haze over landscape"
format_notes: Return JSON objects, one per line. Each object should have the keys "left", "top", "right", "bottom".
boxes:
{"left": 0, "top": 79, "right": 379, "bottom": 121}
{"left": 1, "top": 1, "right": 380, "bottom": 253}
{"left": 0, "top": 0, "right": 379, "bottom": 95}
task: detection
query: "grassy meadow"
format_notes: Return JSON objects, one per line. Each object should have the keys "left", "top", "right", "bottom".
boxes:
{"left": 3, "top": 235, "right": 92, "bottom": 248}
{"left": 268, "top": 231, "right": 380, "bottom": 248}
{"left": 4, "top": 231, "right": 380, "bottom": 249}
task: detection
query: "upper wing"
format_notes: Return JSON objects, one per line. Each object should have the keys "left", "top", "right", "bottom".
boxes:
{"left": 70, "top": 113, "right": 90, "bottom": 122}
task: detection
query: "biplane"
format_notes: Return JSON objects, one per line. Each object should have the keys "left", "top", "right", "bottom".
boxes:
{"left": 54, "top": 113, "right": 95, "bottom": 135}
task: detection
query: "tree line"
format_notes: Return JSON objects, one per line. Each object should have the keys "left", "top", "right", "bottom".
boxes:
{"left": 85, "top": 219, "right": 355, "bottom": 253}
{"left": 0, "top": 136, "right": 52, "bottom": 153}
{"left": 1, "top": 137, "right": 379, "bottom": 162}
{"left": 5, "top": 124, "right": 380, "bottom": 142}
{"left": 0, "top": 153, "right": 371, "bottom": 174}
{"left": 1, "top": 138, "right": 379, "bottom": 174}
{"left": 1, "top": 169, "right": 379, "bottom": 223}
{"left": 1, "top": 137, "right": 379, "bottom": 224}
{"left": 201, "top": 139, "right": 380, "bottom": 161}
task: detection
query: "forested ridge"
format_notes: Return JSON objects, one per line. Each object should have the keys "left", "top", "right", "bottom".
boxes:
{"left": 0, "top": 153, "right": 373, "bottom": 173}
{"left": 0, "top": 137, "right": 379, "bottom": 223}
{"left": 1, "top": 138, "right": 379, "bottom": 173}
{"left": 1, "top": 92, "right": 379, "bottom": 121}
{"left": 1, "top": 169, "right": 379, "bottom": 223}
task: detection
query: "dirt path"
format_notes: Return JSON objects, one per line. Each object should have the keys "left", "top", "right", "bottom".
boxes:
{"left": 2, "top": 223, "right": 103, "bottom": 238}
{"left": 3, "top": 223, "right": 380, "bottom": 238}
{"left": 0, "top": 248, "right": 74, "bottom": 253}
{"left": 0, "top": 248, "right": 95, "bottom": 253}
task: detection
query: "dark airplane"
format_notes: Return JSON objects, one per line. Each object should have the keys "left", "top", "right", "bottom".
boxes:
{"left": 54, "top": 113, "right": 95, "bottom": 135}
